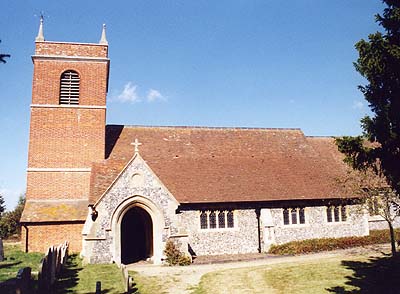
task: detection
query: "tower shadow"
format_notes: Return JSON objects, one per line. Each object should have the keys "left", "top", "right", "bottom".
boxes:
{"left": 326, "top": 255, "right": 400, "bottom": 293}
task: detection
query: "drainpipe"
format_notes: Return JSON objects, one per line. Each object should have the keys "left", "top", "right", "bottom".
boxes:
{"left": 256, "top": 208, "right": 261, "bottom": 253}
{"left": 23, "top": 225, "right": 28, "bottom": 253}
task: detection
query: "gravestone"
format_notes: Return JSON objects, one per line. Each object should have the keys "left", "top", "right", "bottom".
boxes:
{"left": 15, "top": 267, "right": 31, "bottom": 294}
{"left": 95, "top": 281, "right": 101, "bottom": 294}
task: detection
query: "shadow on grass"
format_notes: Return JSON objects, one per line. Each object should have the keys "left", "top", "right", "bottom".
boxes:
{"left": 0, "top": 261, "right": 22, "bottom": 269}
{"left": 327, "top": 254, "right": 400, "bottom": 294}
{"left": 54, "top": 254, "right": 82, "bottom": 293}
{"left": 129, "top": 281, "right": 139, "bottom": 294}
{"left": 0, "top": 278, "right": 17, "bottom": 294}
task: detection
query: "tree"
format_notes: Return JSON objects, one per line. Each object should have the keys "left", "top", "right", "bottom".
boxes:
{"left": 336, "top": 1, "right": 400, "bottom": 254}
{"left": 0, "top": 193, "right": 5, "bottom": 215}
{"left": 0, "top": 40, "right": 10, "bottom": 64}
{"left": 336, "top": 165, "right": 399, "bottom": 255}
{"left": 0, "top": 194, "right": 25, "bottom": 239}
{"left": 348, "top": 1, "right": 400, "bottom": 192}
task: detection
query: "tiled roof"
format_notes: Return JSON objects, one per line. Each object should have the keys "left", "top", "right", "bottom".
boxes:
{"left": 20, "top": 199, "right": 88, "bottom": 222}
{"left": 89, "top": 125, "right": 351, "bottom": 204}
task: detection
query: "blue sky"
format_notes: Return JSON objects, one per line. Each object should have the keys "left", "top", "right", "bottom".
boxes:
{"left": 0, "top": 1, "right": 384, "bottom": 209}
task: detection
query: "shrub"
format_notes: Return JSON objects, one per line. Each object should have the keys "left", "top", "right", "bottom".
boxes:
{"left": 268, "top": 229, "right": 400, "bottom": 255}
{"left": 163, "top": 240, "right": 191, "bottom": 266}
{"left": 0, "top": 194, "right": 25, "bottom": 239}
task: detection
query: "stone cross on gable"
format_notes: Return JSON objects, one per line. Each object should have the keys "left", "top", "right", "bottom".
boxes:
{"left": 131, "top": 138, "right": 142, "bottom": 154}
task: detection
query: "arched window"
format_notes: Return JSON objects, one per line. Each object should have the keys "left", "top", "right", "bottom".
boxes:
{"left": 218, "top": 211, "right": 226, "bottom": 228}
{"left": 200, "top": 212, "right": 208, "bottom": 229}
{"left": 59, "top": 70, "right": 80, "bottom": 105}
{"left": 227, "top": 211, "right": 234, "bottom": 228}
{"left": 283, "top": 208, "right": 290, "bottom": 225}
{"left": 209, "top": 211, "right": 217, "bottom": 229}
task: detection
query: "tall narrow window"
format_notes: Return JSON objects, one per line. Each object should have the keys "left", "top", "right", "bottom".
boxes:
{"left": 60, "top": 70, "right": 80, "bottom": 104}
{"left": 341, "top": 206, "right": 347, "bottom": 221}
{"left": 327, "top": 207, "right": 333, "bottom": 222}
{"left": 369, "top": 197, "right": 380, "bottom": 216}
{"left": 209, "top": 211, "right": 217, "bottom": 229}
{"left": 334, "top": 206, "right": 340, "bottom": 222}
{"left": 227, "top": 211, "right": 234, "bottom": 228}
{"left": 283, "top": 208, "right": 290, "bottom": 225}
{"left": 291, "top": 209, "right": 298, "bottom": 224}
{"left": 299, "top": 208, "right": 305, "bottom": 224}
{"left": 200, "top": 211, "right": 208, "bottom": 229}
{"left": 218, "top": 211, "right": 226, "bottom": 228}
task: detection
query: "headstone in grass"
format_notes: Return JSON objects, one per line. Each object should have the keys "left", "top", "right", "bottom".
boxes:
{"left": 50, "top": 246, "right": 56, "bottom": 285}
{"left": 96, "top": 281, "right": 101, "bottom": 294}
{"left": 55, "top": 246, "right": 61, "bottom": 274}
{"left": 16, "top": 267, "right": 32, "bottom": 294}
{"left": 0, "top": 238, "right": 4, "bottom": 261}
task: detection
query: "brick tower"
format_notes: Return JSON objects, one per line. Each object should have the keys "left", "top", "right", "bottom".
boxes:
{"left": 20, "top": 18, "right": 110, "bottom": 252}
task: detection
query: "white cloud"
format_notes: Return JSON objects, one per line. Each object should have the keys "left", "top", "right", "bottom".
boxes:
{"left": 114, "top": 82, "right": 166, "bottom": 104}
{"left": 146, "top": 89, "right": 165, "bottom": 102}
{"left": 115, "top": 82, "right": 141, "bottom": 103}
{"left": 352, "top": 100, "right": 364, "bottom": 110}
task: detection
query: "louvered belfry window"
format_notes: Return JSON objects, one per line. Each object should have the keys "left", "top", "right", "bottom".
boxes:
{"left": 59, "top": 70, "right": 80, "bottom": 104}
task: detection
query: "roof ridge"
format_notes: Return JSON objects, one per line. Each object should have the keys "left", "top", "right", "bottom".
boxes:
{"left": 107, "top": 124, "right": 302, "bottom": 131}
{"left": 307, "top": 136, "right": 335, "bottom": 139}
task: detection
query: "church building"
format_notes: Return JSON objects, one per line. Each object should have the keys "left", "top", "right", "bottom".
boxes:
{"left": 20, "top": 22, "right": 391, "bottom": 265}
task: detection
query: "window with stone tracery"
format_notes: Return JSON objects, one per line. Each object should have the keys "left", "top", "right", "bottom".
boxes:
{"left": 227, "top": 211, "right": 234, "bottom": 228}
{"left": 283, "top": 207, "right": 306, "bottom": 225}
{"left": 326, "top": 205, "right": 347, "bottom": 223}
{"left": 218, "top": 211, "right": 225, "bottom": 228}
{"left": 200, "top": 211, "right": 208, "bottom": 229}
{"left": 199, "top": 210, "right": 235, "bottom": 229}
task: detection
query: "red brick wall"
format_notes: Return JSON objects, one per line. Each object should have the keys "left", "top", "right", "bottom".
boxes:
{"left": 27, "top": 39, "right": 108, "bottom": 179}
{"left": 32, "top": 60, "right": 108, "bottom": 106}
{"left": 24, "top": 40, "right": 109, "bottom": 253}
{"left": 35, "top": 42, "right": 108, "bottom": 58}
{"left": 26, "top": 172, "right": 91, "bottom": 200}
{"left": 28, "top": 108, "right": 105, "bottom": 168}
{"left": 21, "top": 223, "right": 84, "bottom": 253}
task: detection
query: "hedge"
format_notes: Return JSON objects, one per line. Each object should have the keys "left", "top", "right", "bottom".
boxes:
{"left": 268, "top": 229, "right": 400, "bottom": 255}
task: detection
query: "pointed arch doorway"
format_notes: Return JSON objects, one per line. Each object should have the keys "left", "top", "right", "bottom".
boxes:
{"left": 120, "top": 206, "right": 153, "bottom": 264}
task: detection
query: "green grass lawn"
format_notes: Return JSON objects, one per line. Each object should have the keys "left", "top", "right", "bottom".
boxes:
{"left": 55, "top": 254, "right": 126, "bottom": 293}
{"left": 127, "top": 252, "right": 400, "bottom": 294}
{"left": 0, "top": 243, "right": 125, "bottom": 294}
{"left": 129, "top": 271, "right": 168, "bottom": 294}
{"left": 190, "top": 255, "right": 400, "bottom": 294}
{"left": 2, "top": 241, "right": 399, "bottom": 294}
{"left": 0, "top": 242, "right": 44, "bottom": 293}
{"left": 0, "top": 243, "right": 43, "bottom": 282}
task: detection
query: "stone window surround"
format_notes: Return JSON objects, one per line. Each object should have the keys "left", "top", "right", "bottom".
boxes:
{"left": 325, "top": 205, "right": 348, "bottom": 224}
{"left": 281, "top": 207, "right": 308, "bottom": 227}
{"left": 198, "top": 210, "right": 238, "bottom": 232}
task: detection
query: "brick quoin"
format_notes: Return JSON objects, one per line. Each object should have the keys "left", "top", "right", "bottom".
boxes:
{"left": 22, "top": 33, "right": 109, "bottom": 253}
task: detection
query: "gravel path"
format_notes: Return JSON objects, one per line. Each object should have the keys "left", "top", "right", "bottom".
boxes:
{"left": 126, "top": 244, "right": 390, "bottom": 294}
